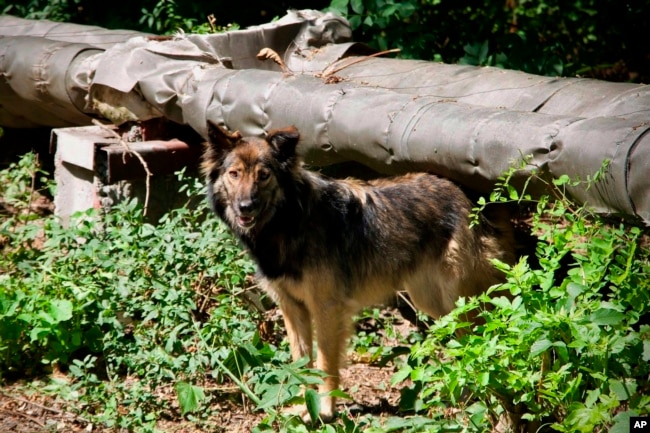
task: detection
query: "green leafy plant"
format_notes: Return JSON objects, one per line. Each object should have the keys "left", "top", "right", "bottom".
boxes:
{"left": 0, "top": 151, "right": 50, "bottom": 218}
{"left": 1, "top": 158, "right": 263, "bottom": 427}
{"left": 393, "top": 161, "right": 650, "bottom": 433}
{"left": 175, "top": 380, "right": 206, "bottom": 415}
{"left": 139, "top": 0, "right": 199, "bottom": 34}
{"left": 138, "top": 0, "right": 240, "bottom": 34}
{"left": 327, "top": 0, "right": 648, "bottom": 81}
{"left": 1, "top": 0, "right": 81, "bottom": 21}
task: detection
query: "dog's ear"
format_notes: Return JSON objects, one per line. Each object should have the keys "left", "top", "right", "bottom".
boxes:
{"left": 206, "top": 120, "right": 242, "bottom": 150}
{"left": 268, "top": 126, "right": 300, "bottom": 161}
{"left": 202, "top": 121, "right": 242, "bottom": 178}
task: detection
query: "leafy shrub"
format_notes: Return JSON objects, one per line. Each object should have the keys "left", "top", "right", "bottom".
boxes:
{"left": 0, "top": 158, "right": 262, "bottom": 427}
{"left": 327, "top": 0, "right": 649, "bottom": 81}
{"left": 393, "top": 163, "right": 650, "bottom": 432}
{"left": 1, "top": 0, "right": 80, "bottom": 22}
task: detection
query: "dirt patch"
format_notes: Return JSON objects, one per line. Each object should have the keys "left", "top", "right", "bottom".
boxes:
{"left": 0, "top": 356, "right": 408, "bottom": 432}
{"left": 0, "top": 386, "right": 89, "bottom": 433}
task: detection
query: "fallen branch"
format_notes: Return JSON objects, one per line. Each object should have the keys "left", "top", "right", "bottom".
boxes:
{"left": 0, "top": 408, "right": 46, "bottom": 428}
{"left": 3, "top": 395, "right": 62, "bottom": 415}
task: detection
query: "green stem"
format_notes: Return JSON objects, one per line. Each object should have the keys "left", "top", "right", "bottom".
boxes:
{"left": 192, "top": 322, "right": 268, "bottom": 411}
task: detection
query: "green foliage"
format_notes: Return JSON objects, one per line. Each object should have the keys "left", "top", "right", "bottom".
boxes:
{"left": 394, "top": 161, "right": 650, "bottom": 432}
{"left": 351, "top": 307, "right": 418, "bottom": 366}
{"left": 0, "top": 0, "right": 273, "bottom": 35}
{"left": 139, "top": 0, "right": 199, "bottom": 34}
{"left": 1, "top": 0, "right": 81, "bottom": 22}
{"left": 175, "top": 380, "right": 206, "bottom": 415}
{"left": 327, "top": 0, "right": 649, "bottom": 81}
{"left": 0, "top": 151, "right": 51, "bottom": 217}
{"left": 0, "top": 157, "right": 262, "bottom": 429}
{"left": 138, "top": 0, "right": 240, "bottom": 34}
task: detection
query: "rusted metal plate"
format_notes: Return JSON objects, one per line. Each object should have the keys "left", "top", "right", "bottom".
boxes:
{"left": 96, "top": 139, "right": 203, "bottom": 183}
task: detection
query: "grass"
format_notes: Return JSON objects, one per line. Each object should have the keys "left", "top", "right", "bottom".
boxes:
{"left": 1, "top": 152, "right": 649, "bottom": 432}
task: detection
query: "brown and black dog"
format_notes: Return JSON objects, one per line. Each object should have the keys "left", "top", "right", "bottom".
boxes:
{"left": 202, "top": 122, "right": 515, "bottom": 422}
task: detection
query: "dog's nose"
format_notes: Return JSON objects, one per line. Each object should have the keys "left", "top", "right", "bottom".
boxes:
{"left": 238, "top": 199, "right": 255, "bottom": 214}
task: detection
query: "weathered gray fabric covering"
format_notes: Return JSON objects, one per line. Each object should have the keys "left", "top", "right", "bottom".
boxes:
{"left": 0, "top": 11, "right": 648, "bottom": 223}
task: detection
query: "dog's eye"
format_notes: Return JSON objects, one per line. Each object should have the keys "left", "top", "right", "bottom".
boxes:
{"left": 228, "top": 170, "right": 239, "bottom": 179}
{"left": 258, "top": 170, "right": 270, "bottom": 181}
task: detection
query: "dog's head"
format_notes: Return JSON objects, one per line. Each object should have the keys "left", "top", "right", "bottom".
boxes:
{"left": 201, "top": 121, "right": 300, "bottom": 234}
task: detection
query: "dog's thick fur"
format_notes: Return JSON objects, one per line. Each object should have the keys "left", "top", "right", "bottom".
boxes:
{"left": 202, "top": 122, "right": 515, "bottom": 422}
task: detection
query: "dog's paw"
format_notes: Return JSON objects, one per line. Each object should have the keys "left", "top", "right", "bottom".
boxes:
{"left": 304, "top": 406, "right": 335, "bottom": 425}
{"left": 282, "top": 404, "right": 336, "bottom": 424}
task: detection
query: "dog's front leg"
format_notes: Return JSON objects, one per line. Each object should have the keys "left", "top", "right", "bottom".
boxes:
{"left": 312, "top": 301, "right": 351, "bottom": 423}
{"left": 279, "top": 295, "right": 313, "bottom": 363}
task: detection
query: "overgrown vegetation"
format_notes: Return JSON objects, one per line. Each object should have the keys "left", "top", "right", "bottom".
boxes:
{"left": 1, "top": 152, "right": 648, "bottom": 432}
{"left": 392, "top": 161, "right": 650, "bottom": 432}
{"left": 0, "top": 154, "right": 321, "bottom": 431}
{"left": 327, "top": 0, "right": 649, "bottom": 81}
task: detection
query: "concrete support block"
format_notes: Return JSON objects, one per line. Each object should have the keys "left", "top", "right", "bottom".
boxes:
{"left": 51, "top": 125, "right": 202, "bottom": 225}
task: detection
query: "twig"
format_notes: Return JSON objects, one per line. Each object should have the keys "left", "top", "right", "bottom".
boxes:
{"left": 203, "top": 385, "right": 240, "bottom": 393}
{"left": 0, "top": 408, "right": 46, "bottom": 428}
{"left": 92, "top": 119, "right": 152, "bottom": 215}
{"left": 26, "top": 153, "right": 37, "bottom": 220}
{"left": 0, "top": 391, "right": 91, "bottom": 424}
{"left": 207, "top": 14, "right": 217, "bottom": 32}
{"left": 196, "top": 273, "right": 209, "bottom": 312}
{"left": 3, "top": 394, "right": 63, "bottom": 415}
{"left": 322, "top": 48, "right": 401, "bottom": 78}
{"left": 396, "top": 291, "right": 418, "bottom": 315}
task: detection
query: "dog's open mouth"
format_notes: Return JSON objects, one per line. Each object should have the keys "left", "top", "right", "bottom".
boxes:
{"left": 237, "top": 215, "right": 256, "bottom": 228}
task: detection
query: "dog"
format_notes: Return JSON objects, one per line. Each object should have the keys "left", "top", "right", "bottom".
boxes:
{"left": 201, "top": 122, "right": 515, "bottom": 422}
